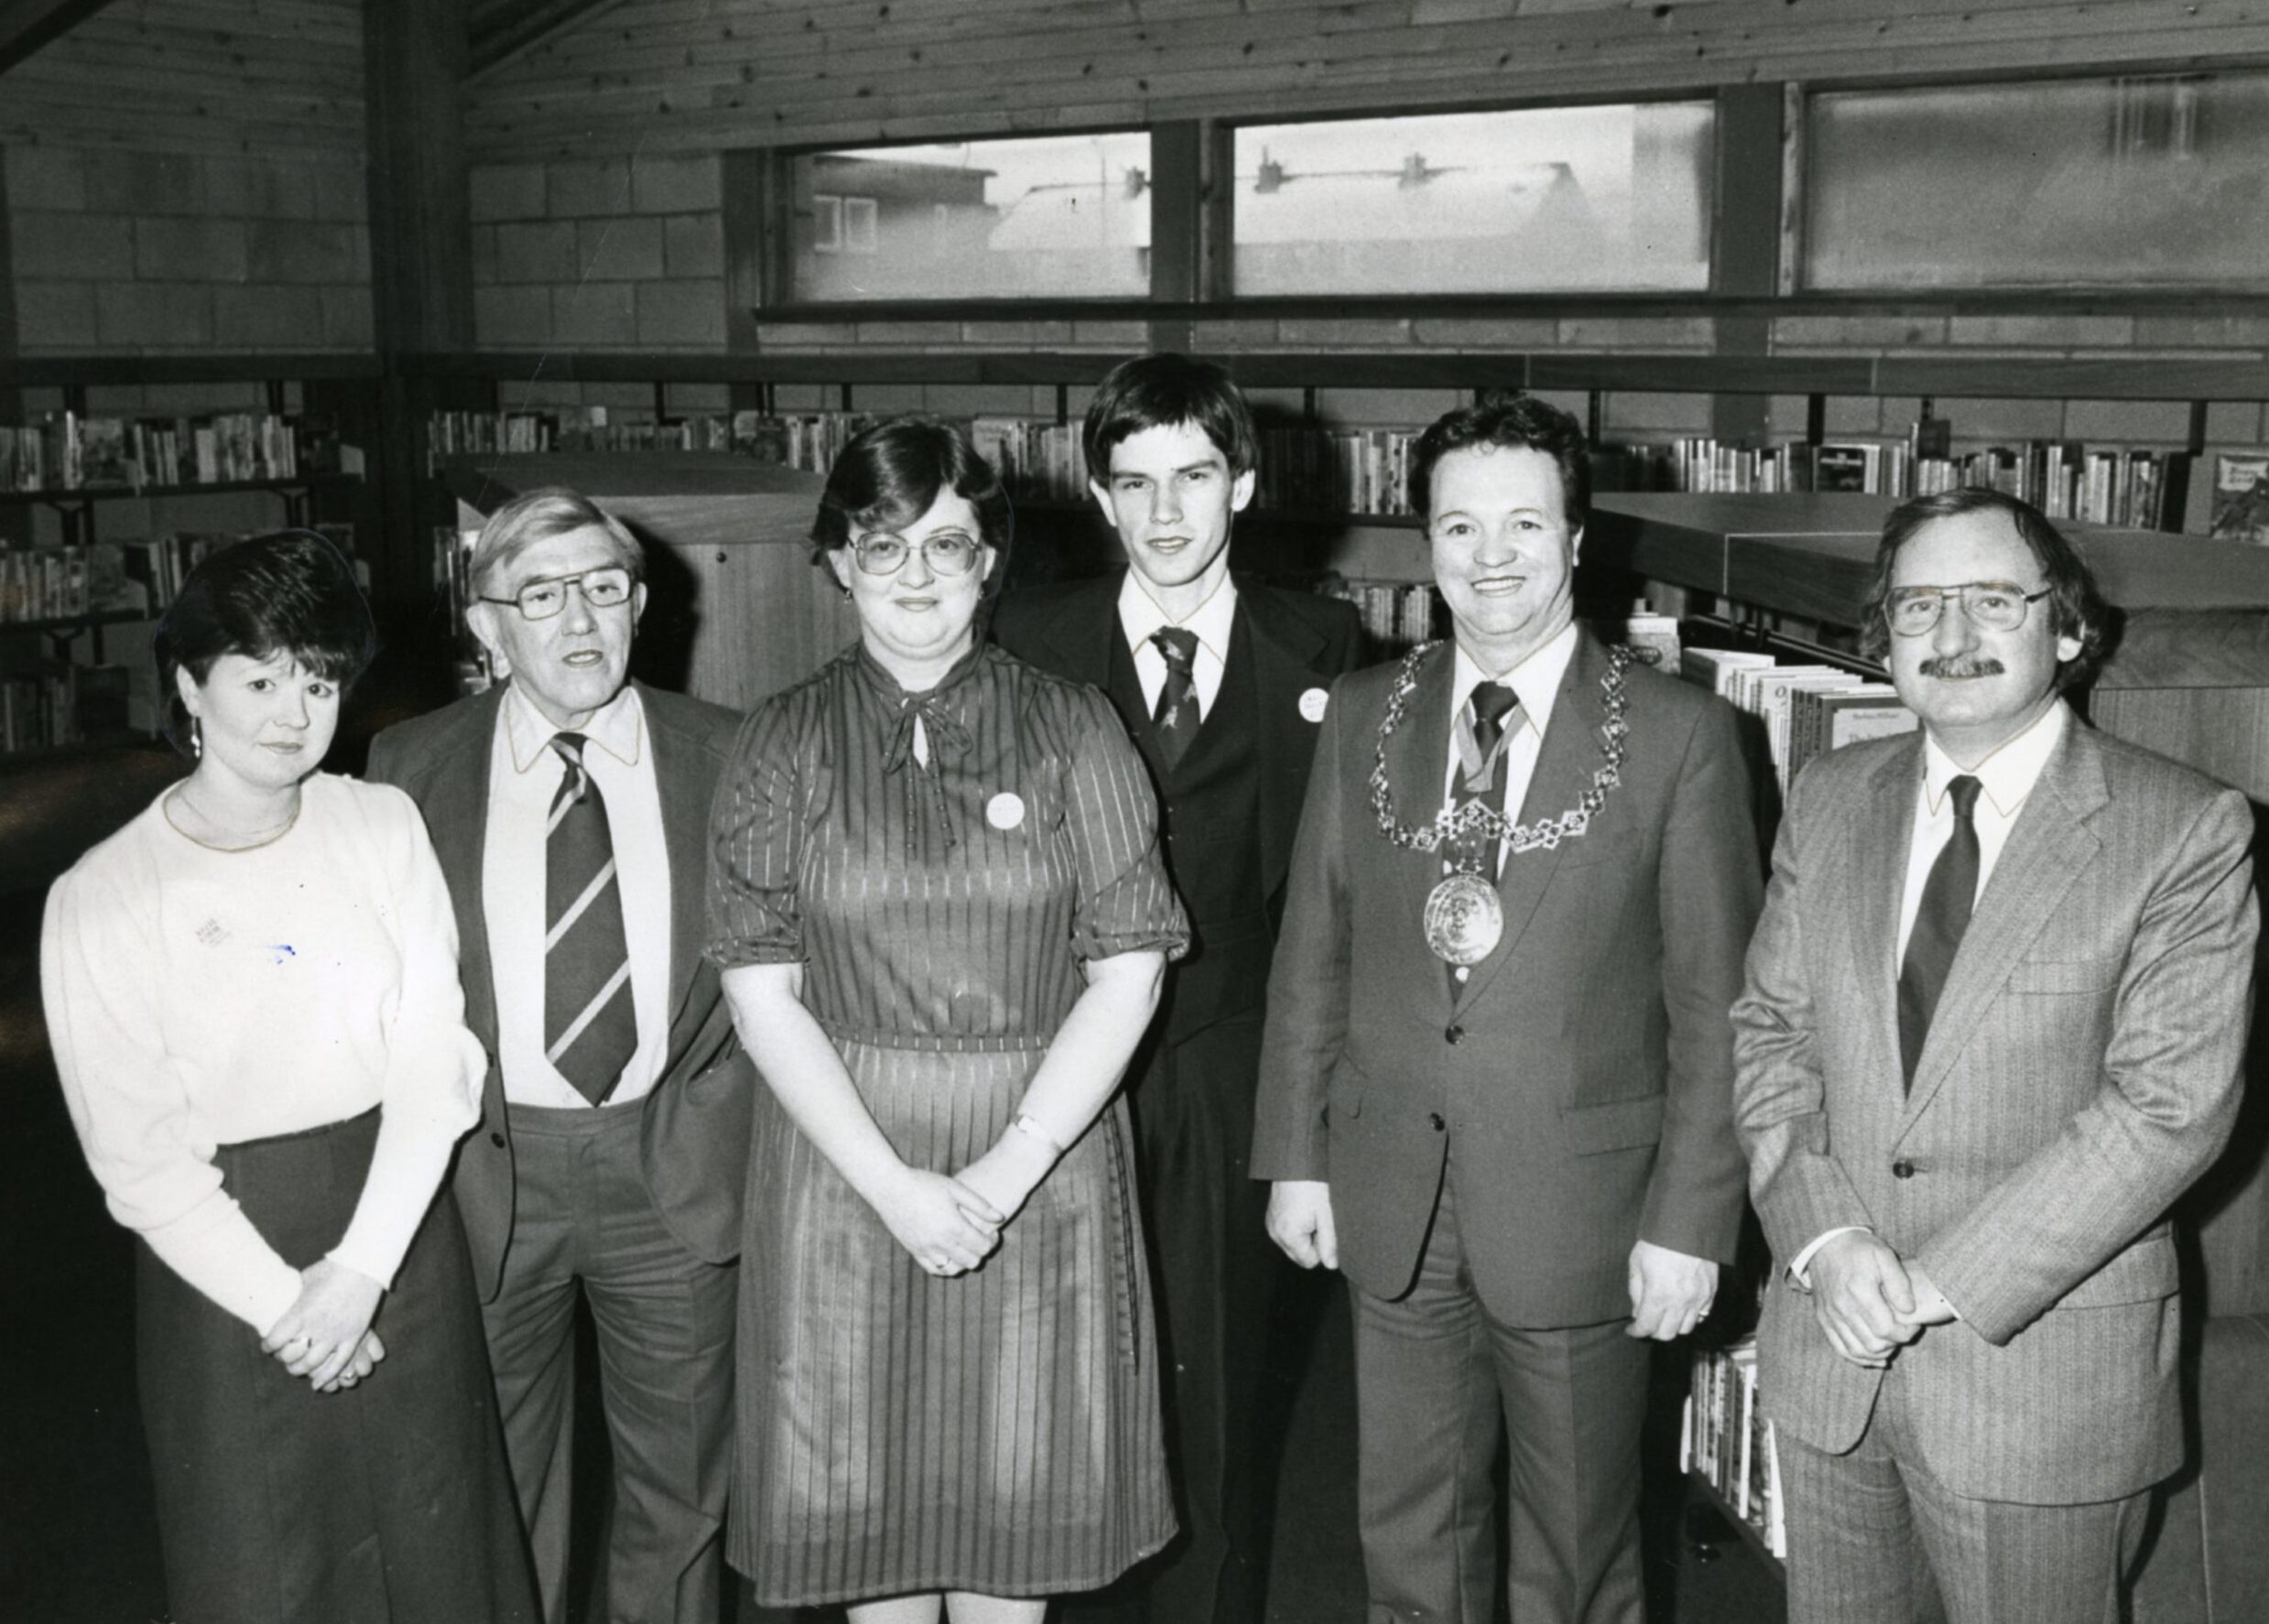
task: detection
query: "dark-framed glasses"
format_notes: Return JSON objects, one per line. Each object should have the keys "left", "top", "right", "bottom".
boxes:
{"left": 852, "top": 532, "right": 984, "bottom": 577}
{"left": 1886, "top": 582, "right": 2051, "bottom": 637}
{"left": 480, "top": 565, "right": 636, "bottom": 622}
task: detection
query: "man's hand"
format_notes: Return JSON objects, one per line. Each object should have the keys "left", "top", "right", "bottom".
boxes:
{"left": 1807, "top": 1230, "right": 1922, "bottom": 1368}
{"left": 1626, "top": 1240, "right": 1718, "bottom": 1340}
{"left": 1266, "top": 1180, "right": 1339, "bottom": 1270}
{"left": 1895, "top": 1261, "right": 1959, "bottom": 1329}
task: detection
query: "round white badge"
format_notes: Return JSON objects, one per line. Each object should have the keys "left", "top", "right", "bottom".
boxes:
{"left": 985, "top": 792, "right": 1026, "bottom": 830}
{"left": 1298, "top": 687, "right": 1330, "bottom": 723}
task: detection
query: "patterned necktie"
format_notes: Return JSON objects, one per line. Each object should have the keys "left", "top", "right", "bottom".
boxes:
{"left": 1151, "top": 626, "right": 1201, "bottom": 771}
{"left": 545, "top": 732, "right": 637, "bottom": 1104}
{"left": 1897, "top": 774, "right": 1982, "bottom": 1093}
{"left": 1445, "top": 682, "right": 1519, "bottom": 991}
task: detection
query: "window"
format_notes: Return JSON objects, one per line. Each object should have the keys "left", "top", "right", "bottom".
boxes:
{"left": 1230, "top": 103, "right": 1715, "bottom": 295}
{"left": 785, "top": 132, "right": 1151, "bottom": 301}
{"left": 1803, "top": 71, "right": 2269, "bottom": 289}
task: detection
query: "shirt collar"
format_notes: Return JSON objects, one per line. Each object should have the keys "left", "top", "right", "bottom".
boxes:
{"left": 1450, "top": 620, "right": 1580, "bottom": 736}
{"left": 1922, "top": 698, "right": 2068, "bottom": 818}
{"left": 1117, "top": 568, "right": 1239, "bottom": 664}
{"left": 504, "top": 679, "right": 645, "bottom": 774}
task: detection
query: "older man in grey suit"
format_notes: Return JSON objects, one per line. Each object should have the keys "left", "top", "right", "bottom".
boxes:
{"left": 1733, "top": 486, "right": 2258, "bottom": 1623}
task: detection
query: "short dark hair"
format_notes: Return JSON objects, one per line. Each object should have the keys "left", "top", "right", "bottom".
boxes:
{"left": 1082, "top": 352, "right": 1259, "bottom": 480}
{"left": 811, "top": 416, "right": 1014, "bottom": 598}
{"left": 470, "top": 486, "right": 644, "bottom": 595}
{"left": 1408, "top": 392, "right": 1590, "bottom": 528}
{"left": 155, "top": 530, "right": 377, "bottom": 758}
{"left": 1860, "top": 487, "right": 2109, "bottom": 692}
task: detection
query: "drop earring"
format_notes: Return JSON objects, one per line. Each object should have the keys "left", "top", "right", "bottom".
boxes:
{"left": 191, "top": 718, "right": 202, "bottom": 759}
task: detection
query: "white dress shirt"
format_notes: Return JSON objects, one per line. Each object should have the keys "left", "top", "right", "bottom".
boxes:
{"left": 1435, "top": 621, "right": 1580, "bottom": 983}
{"left": 1791, "top": 698, "right": 2070, "bottom": 1286}
{"left": 482, "top": 682, "right": 672, "bottom": 1108}
{"left": 1119, "top": 569, "right": 1239, "bottom": 722}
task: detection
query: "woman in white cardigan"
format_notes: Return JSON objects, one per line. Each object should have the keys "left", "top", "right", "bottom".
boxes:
{"left": 39, "top": 532, "right": 534, "bottom": 1624}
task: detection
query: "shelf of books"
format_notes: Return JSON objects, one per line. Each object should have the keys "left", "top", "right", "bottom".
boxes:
{"left": 421, "top": 403, "right": 2220, "bottom": 536}
{"left": 1683, "top": 1337, "right": 1786, "bottom": 1570}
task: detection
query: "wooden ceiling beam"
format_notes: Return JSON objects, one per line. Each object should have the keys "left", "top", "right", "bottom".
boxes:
{"left": 0, "top": 0, "right": 120, "bottom": 75}
{"left": 469, "top": 0, "right": 627, "bottom": 79}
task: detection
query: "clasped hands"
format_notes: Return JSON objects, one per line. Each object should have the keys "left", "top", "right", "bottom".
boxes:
{"left": 259, "top": 1258, "right": 387, "bottom": 1393}
{"left": 1806, "top": 1230, "right": 1958, "bottom": 1368}
{"left": 873, "top": 1127, "right": 1058, "bottom": 1278}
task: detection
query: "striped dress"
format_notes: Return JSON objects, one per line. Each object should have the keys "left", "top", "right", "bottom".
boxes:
{"left": 708, "top": 641, "right": 1188, "bottom": 1606}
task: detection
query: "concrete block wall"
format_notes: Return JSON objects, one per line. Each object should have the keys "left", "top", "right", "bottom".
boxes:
{"left": 471, "top": 156, "right": 727, "bottom": 355}
{"left": 5, "top": 145, "right": 371, "bottom": 355}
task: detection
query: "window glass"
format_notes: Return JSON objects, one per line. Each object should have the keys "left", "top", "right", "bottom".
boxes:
{"left": 787, "top": 133, "right": 1151, "bottom": 300}
{"left": 1805, "top": 73, "right": 2269, "bottom": 288}
{"left": 1232, "top": 103, "right": 1714, "bottom": 295}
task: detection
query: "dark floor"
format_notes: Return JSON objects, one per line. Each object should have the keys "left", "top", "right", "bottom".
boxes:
{"left": 0, "top": 743, "right": 1783, "bottom": 1624}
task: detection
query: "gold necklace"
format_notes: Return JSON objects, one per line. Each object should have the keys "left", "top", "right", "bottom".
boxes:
{"left": 164, "top": 785, "right": 303, "bottom": 852}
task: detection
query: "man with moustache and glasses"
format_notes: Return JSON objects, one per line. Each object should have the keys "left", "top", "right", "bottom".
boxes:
{"left": 993, "top": 352, "right": 1362, "bottom": 1624}
{"left": 1733, "top": 487, "right": 2256, "bottom": 1623}
{"left": 1253, "top": 393, "right": 1760, "bottom": 1623}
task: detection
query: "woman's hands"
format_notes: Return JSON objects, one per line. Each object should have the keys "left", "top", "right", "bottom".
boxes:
{"left": 260, "top": 1258, "right": 386, "bottom": 1391}
{"left": 953, "top": 1126, "right": 1056, "bottom": 1231}
{"left": 870, "top": 1166, "right": 1004, "bottom": 1277}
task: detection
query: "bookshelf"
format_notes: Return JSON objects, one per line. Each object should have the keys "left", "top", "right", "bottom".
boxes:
{"left": 1, "top": 475, "right": 359, "bottom": 548}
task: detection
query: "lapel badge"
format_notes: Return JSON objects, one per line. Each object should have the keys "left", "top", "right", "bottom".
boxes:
{"left": 1298, "top": 687, "right": 1330, "bottom": 723}
{"left": 985, "top": 792, "right": 1026, "bottom": 831}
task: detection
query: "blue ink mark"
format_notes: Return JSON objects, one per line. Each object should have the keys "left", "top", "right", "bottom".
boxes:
{"left": 267, "top": 944, "right": 297, "bottom": 964}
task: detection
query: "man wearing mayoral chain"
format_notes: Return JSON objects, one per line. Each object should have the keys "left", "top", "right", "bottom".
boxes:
{"left": 1252, "top": 393, "right": 1761, "bottom": 1622}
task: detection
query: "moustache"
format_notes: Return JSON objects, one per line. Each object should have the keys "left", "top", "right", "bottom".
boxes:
{"left": 1918, "top": 655, "right": 2005, "bottom": 679}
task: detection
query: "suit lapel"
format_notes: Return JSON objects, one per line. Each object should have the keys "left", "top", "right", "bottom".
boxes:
{"left": 1901, "top": 722, "right": 2105, "bottom": 1127}
{"left": 1381, "top": 643, "right": 1457, "bottom": 968}
{"left": 420, "top": 687, "right": 505, "bottom": 1046}
{"left": 639, "top": 684, "right": 711, "bottom": 1037}
{"left": 1845, "top": 737, "right": 1921, "bottom": 1094}
{"left": 1237, "top": 582, "right": 1332, "bottom": 896}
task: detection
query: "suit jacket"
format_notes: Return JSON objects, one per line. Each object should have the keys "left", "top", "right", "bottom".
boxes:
{"left": 1253, "top": 630, "right": 1761, "bottom": 1325}
{"left": 1733, "top": 716, "right": 2257, "bottom": 1502}
{"left": 990, "top": 572, "right": 1362, "bottom": 956}
{"left": 366, "top": 680, "right": 755, "bottom": 1302}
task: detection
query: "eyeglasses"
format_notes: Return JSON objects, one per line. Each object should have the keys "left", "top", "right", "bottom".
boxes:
{"left": 851, "top": 533, "right": 984, "bottom": 578}
{"left": 479, "top": 566, "right": 636, "bottom": 623}
{"left": 1885, "top": 582, "right": 2052, "bottom": 638}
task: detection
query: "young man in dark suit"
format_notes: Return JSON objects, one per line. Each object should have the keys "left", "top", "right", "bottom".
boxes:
{"left": 992, "top": 353, "right": 1362, "bottom": 1624}
{"left": 1254, "top": 394, "right": 1760, "bottom": 1623}
{"left": 367, "top": 488, "right": 752, "bottom": 1624}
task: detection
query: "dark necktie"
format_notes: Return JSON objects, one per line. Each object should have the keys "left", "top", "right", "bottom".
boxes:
{"left": 1445, "top": 681, "right": 1519, "bottom": 990}
{"left": 1151, "top": 627, "right": 1200, "bottom": 771}
{"left": 1897, "top": 774, "right": 1983, "bottom": 1092}
{"left": 545, "top": 732, "right": 637, "bottom": 1104}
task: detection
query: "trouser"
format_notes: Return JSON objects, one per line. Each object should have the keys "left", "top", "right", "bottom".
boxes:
{"left": 1778, "top": 1360, "right": 2150, "bottom": 1624}
{"left": 1350, "top": 1179, "right": 1647, "bottom": 1624}
{"left": 486, "top": 1099, "right": 738, "bottom": 1624}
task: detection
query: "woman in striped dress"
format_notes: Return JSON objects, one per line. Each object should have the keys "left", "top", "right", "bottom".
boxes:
{"left": 708, "top": 417, "right": 1186, "bottom": 1622}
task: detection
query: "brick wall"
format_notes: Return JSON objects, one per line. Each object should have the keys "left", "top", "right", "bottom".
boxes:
{"left": 5, "top": 145, "right": 370, "bottom": 355}
{"left": 471, "top": 156, "right": 726, "bottom": 353}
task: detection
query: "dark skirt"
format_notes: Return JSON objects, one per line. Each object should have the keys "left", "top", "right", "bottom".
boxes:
{"left": 136, "top": 1110, "right": 536, "bottom": 1624}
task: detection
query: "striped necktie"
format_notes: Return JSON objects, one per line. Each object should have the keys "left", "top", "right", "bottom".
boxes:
{"left": 1445, "top": 681, "right": 1518, "bottom": 991}
{"left": 545, "top": 732, "right": 636, "bottom": 1104}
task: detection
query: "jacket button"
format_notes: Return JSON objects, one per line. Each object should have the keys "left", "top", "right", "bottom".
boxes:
{"left": 1429, "top": 1112, "right": 1446, "bottom": 1131}
{"left": 490, "top": 1131, "right": 507, "bottom": 1148}
{"left": 1445, "top": 1025, "right": 1465, "bottom": 1045}
{"left": 1892, "top": 1159, "right": 1916, "bottom": 1179}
